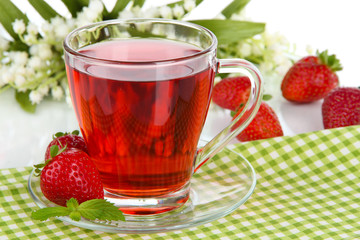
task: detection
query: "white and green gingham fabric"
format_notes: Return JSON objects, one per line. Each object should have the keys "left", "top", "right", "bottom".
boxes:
{"left": 0, "top": 126, "right": 359, "bottom": 239}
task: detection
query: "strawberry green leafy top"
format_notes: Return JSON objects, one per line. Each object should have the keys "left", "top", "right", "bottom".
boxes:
{"left": 317, "top": 50, "right": 343, "bottom": 72}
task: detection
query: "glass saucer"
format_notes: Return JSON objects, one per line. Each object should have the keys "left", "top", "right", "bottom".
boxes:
{"left": 28, "top": 148, "right": 256, "bottom": 234}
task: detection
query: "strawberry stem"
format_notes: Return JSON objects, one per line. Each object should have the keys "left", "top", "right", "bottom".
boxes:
{"left": 52, "top": 130, "right": 80, "bottom": 139}
{"left": 316, "top": 50, "right": 343, "bottom": 72}
{"left": 33, "top": 144, "right": 67, "bottom": 177}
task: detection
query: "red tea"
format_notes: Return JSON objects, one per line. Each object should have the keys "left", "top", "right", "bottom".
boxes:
{"left": 66, "top": 39, "right": 215, "bottom": 197}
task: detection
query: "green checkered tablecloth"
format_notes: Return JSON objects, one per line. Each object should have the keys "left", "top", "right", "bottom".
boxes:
{"left": 1, "top": 126, "right": 359, "bottom": 239}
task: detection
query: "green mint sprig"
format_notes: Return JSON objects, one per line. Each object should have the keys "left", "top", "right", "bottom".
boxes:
{"left": 32, "top": 198, "right": 125, "bottom": 222}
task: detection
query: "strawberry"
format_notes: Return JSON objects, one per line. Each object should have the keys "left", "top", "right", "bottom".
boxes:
{"left": 322, "top": 87, "right": 360, "bottom": 129}
{"left": 37, "top": 147, "right": 104, "bottom": 206}
{"left": 44, "top": 130, "right": 87, "bottom": 160}
{"left": 232, "top": 102, "right": 283, "bottom": 142}
{"left": 281, "top": 50, "right": 342, "bottom": 103}
{"left": 212, "top": 76, "right": 251, "bottom": 111}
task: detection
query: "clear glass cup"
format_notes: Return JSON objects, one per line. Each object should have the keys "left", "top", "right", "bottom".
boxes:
{"left": 63, "top": 18, "right": 263, "bottom": 215}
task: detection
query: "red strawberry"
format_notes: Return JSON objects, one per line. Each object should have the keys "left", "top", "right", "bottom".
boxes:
{"left": 232, "top": 102, "right": 283, "bottom": 142}
{"left": 38, "top": 147, "right": 104, "bottom": 206}
{"left": 281, "top": 50, "right": 342, "bottom": 103}
{"left": 322, "top": 87, "right": 360, "bottom": 129}
{"left": 212, "top": 76, "right": 251, "bottom": 111}
{"left": 44, "top": 131, "right": 87, "bottom": 160}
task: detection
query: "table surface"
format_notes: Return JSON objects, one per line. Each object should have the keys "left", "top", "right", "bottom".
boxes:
{"left": 1, "top": 126, "right": 359, "bottom": 239}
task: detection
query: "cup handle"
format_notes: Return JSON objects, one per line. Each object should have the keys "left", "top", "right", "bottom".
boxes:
{"left": 194, "top": 59, "right": 263, "bottom": 172}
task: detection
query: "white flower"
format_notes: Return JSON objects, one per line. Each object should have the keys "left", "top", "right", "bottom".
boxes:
{"left": 28, "top": 56, "right": 43, "bottom": 69}
{"left": 275, "top": 59, "right": 292, "bottom": 76}
{"left": 118, "top": 10, "right": 135, "bottom": 19}
{"left": 38, "top": 85, "right": 49, "bottom": 96}
{"left": 1, "top": 65, "right": 17, "bottom": 84}
{"left": 55, "top": 24, "right": 71, "bottom": 40}
{"left": 36, "top": 43, "right": 53, "bottom": 60}
{"left": 184, "top": 0, "right": 196, "bottom": 12}
{"left": 172, "top": 5, "right": 185, "bottom": 19}
{"left": 52, "top": 85, "right": 64, "bottom": 100}
{"left": 259, "top": 61, "right": 274, "bottom": 74}
{"left": 160, "top": 6, "right": 172, "bottom": 19}
{"left": 10, "top": 52, "right": 28, "bottom": 66}
{"left": 131, "top": 6, "right": 142, "bottom": 18}
{"left": 26, "top": 23, "right": 38, "bottom": 36}
{"left": 142, "top": 7, "right": 159, "bottom": 18}
{"left": 41, "top": 21, "right": 52, "bottom": 36}
{"left": 24, "top": 34, "right": 37, "bottom": 44}
{"left": 76, "top": 12, "right": 93, "bottom": 27}
{"left": 1, "top": 70, "right": 14, "bottom": 84}
{"left": 15, "top": 66, "right": 27, "bottom": 76}
{"left": 12, "top": 19, "right": 26, "bottom": 35}
{"left": 0, "top": 66, "right": 12, "bottom": 85}
{"left": 83, "top": 7, "right": 99, "bottom": 22}
{"left": 239, "top": 43, "right": 252, "bottom": 57}
{"left": 88, "top": 0, "right": 104, "bottom": 15}
{"left": 306, "top": 45, "right": 314, "bottom": 55}
{"left": 0, "top": 36, "right": 9, "bottom": 51}
{"left": 14, "top": 74, "right": 26, "bottom": 87}
{"left": 29, "top": 90, "right": 43, "bottom": 104}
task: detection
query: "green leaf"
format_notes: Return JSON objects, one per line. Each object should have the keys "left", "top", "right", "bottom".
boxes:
{"left": 222, "top": 0, "right": 250, "bottom": 18}
{"left": 54, "top": 132, "right": 65, "bottom": 138}
{"left": 262, "top": 94, "right": 272, "bottom": 101}
{"left": 15, "top": 90, "right": 36, "bottom": 113}
{"left": 77, "top": 0, "right": 90, "bottom": 7}
{"left": 33, "top": 163, "right": 45, "bottom": 169}
{"left": 28, "top": 0, "right": 59, "bottom": 20}
{"left": 61, "top": 0, "right": 82, "bottom": 17}
{"left": 78, "top": 199, "right": 125, "bottom": 221}
{"left": 32, "top": 207, "right": 70, "bottom": 221}
{"left": 32, "top": 198, "right": 124, "bottom": 222}
{"left": 133, "top": 0, "right": 145, "bottom": 7}
{"left": 106, "top": 0, "right": 131, "bottom": 19}
{"left": 8, "top": 40, "right": 28, "bottom": 51}
{"left": 61, "top": 0, "right": 89, "bottom": 17}
{"left": 71, "top": 130, "right": 80, "bottom": 135}
{"left": 127, "top": 26, "right": 165, "bottom": 39}
{"left": 66, "top": 198, "right": 79, "bottom": 211}
{"left": 167, "top": 0, "right": 184, "bottom": 8}
{"left": 50, "top": 145, "right": 59, "bottom": 158}
{"left": 317, "top": 50, "right": 343, "bottom": 72}
{"left": 190, "top": 20, "right": 265, "bottom": 45}
{"left": 0, "top": 0, "right": 28, "bottom": 40}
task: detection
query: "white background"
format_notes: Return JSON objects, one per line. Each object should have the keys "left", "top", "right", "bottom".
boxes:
{"left": 1, "top": 0, "right": 359, "bottom": 168}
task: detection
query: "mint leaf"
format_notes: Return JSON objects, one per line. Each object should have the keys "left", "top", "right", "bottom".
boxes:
{"left": 78, "top": 199, "right": 125, "bottom": 221}
{"left": 32, "top": 207, "right": 70, "bottom": 221}
{"left": 31, "top": 198, "right": 125, "bottom": 222}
